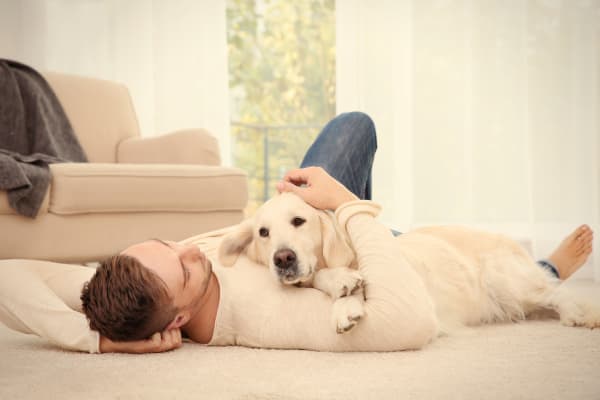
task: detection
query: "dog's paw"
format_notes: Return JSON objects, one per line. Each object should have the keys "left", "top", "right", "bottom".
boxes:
{"left": 331, "top": 270, "right": 364, "bottom": 298}
{"left": 313, "top": 267, "right": 364, "bottom": 299}
{"left": 332, "top": 295, "right": 365, "bottom": 334}
{"left": 560, "top": 302, "right": 600, "bottom": 329}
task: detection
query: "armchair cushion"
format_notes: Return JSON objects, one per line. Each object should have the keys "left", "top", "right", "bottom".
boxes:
{"left": 49, "top": 163, "right": 247, "bottom": 215}
{"left": 117, "top": 129, "right": 221, "bottom": 165}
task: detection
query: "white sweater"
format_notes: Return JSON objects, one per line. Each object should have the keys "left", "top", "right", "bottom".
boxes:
{"left": 0, "top": 201, "right": 438, "bottom": 353}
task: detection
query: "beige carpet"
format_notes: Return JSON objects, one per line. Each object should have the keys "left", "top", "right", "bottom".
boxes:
{"left": 1, "top": 280, "right": 599, "bottom": 400}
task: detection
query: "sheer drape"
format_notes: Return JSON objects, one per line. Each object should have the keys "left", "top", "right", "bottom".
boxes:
{"left": 337, "top": 0, "right": 600, "bottom": 280}
{"left": 0, "top": 0, "right": 231, "bottom": 161}
{"left": 1, "top": 0, "right": 598, "bottom": 279}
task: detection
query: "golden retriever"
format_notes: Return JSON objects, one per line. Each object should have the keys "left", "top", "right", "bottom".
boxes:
{"left": 218, "top": 192, "right": 600, "bottom": 335}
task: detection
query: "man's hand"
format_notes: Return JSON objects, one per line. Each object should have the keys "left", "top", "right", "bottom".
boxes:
{"left": 276, "top": 166, "right": 358, "bottom": 210}
{"left": 99, "top": 328, "right": 182, "bottom": 354}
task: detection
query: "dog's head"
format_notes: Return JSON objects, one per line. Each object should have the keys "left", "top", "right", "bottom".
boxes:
{"left": 218, "top": 192, "right": 355, "bottom": 285}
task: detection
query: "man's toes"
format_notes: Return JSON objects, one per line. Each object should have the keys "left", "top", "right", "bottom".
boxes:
{"left": 574, "top": 232, "right": 592, "bottom": 252}
{"left": 572, "top": 226, "right": 586, "bottom": 240}
{"left": 579, "top": 232, "right": 593, "bottom": 247}
{"left": 580, "top": 229, "right": 593, "bottom": 241}
{"left": 578, "top": 244, "right": 593, "bottom": 256}
{"left": 573, "top": 225, "right": 591, "bottom": 243}
{"left": 579, "top": 224, "right": 591, "bottom": 235}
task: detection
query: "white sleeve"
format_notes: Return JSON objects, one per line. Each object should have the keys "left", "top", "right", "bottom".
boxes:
{"left": 0, "top": 259, "right": 100, "bottom": 353}
{"left": 334, "top": 200, "right": 439, "bottom": 349}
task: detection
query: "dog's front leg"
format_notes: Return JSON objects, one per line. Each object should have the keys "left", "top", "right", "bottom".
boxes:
{"left": 313, "top": 267, "right": 364, "bottom": 299}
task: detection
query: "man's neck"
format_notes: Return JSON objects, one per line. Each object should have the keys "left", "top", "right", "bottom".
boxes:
{"left": 182, "top": 272, "right": 220, "bottom": 344}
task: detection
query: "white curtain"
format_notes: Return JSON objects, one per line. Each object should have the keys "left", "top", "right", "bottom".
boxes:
{"left": 337, "top": 0, "right": 600, "bottom": 280}
{"left": 0, "top": 0, "right": 231, "bottom": 162}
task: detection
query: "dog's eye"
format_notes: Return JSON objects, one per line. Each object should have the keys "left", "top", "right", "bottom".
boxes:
{"left": 291, "top": 217, "right": 306, "bottom": 227}
{"left": 259, "top": 227, "right": 269, "bottom": 237}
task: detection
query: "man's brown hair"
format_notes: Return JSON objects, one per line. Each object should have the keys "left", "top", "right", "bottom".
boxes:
{"left": 80, "top": 254, "right": 178, "bottom": 341}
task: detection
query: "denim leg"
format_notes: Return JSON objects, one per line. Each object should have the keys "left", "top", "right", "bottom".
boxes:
{"left": 537, "top": 259, "right": 560, "bottom": 279}
{"left": 300, "top": 112, "right": 377, "bottom": 200}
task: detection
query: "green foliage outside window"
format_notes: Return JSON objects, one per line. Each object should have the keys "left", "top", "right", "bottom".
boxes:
{"left": 226, "top": 0, "right": 336, "bottom": 214}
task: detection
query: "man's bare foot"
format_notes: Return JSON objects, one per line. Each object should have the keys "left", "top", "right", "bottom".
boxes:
{"left": 548, "top": 225, "right": 594, "bottom": 280}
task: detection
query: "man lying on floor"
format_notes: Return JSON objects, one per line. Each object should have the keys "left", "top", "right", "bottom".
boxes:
{"left": 0, "top": 165, "right": 593, "bottom": 354}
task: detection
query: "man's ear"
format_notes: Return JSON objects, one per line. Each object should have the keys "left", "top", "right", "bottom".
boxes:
{"left": 218, "top": 219, "right": 254, "bottom": 267}
{"left": 318, "top": 210, "right": 356, "bottom": 268}
{"left": 167, "top": 312, "right": 189, "bottom": 330}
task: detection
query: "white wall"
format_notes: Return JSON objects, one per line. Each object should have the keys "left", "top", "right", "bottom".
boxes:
{"left": 337, "top": 0, "right": 600, "bottom": 280}
{"left": 0, "top": 0, "right": 231, "bottom": 163}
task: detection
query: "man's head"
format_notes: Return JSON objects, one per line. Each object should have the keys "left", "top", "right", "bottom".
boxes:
{"left": 81, "top": 240, "right": 213, "bottom": 341}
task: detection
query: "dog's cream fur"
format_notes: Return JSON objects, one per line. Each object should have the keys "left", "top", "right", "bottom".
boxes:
{"left": 219, "top": 193, "right": 600, "bottom": 335}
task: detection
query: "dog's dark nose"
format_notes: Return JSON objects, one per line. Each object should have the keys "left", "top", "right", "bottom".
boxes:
{"left": 273, "top": 249, "right": 297, "bottom": 269}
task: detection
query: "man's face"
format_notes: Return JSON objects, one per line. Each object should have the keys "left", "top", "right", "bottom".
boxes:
{"left": 120, "top": 240, "right": 213, "bottom": 312}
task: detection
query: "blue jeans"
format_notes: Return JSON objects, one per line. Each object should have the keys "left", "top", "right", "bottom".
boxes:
{"left": 300, "top": 112, "right": 376, "bottom": 200}
{"left": 300, "top": 112, "right": 560, "bottom": 279}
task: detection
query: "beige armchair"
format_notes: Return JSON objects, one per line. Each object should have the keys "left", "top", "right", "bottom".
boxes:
{"left": 0, "top": 72, "right": 247, "bottom": 262}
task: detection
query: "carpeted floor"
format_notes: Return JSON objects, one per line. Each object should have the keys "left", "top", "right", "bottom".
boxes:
{"left": 1, "top": 280, "right": 599, "bottom": 400}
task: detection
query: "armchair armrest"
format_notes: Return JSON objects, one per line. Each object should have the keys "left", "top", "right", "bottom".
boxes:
{"left": 117, "top": 129, "right": 221, "bottom": 165}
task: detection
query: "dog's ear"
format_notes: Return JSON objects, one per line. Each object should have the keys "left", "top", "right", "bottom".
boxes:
{"left": 218, "top": 219, "right": 254, "bottom": 267}
{"left": 318, "top": 210, "right": 356, "bottom": 268}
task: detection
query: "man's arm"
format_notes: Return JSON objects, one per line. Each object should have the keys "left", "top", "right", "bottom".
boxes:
{"left": 0, "top": 260, "right": 100, "bottom": 353}
{"left": 0, "top": 259, "right": 182, "bottom": 353}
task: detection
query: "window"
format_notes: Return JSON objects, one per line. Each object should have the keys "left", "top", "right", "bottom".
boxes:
{"left": 226, "top": 0, "right": 335, "bottom": 213}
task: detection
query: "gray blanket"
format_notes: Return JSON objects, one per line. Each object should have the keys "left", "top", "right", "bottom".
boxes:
{"left": 0, "top": 60, "right": 87, "bottom": 218}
